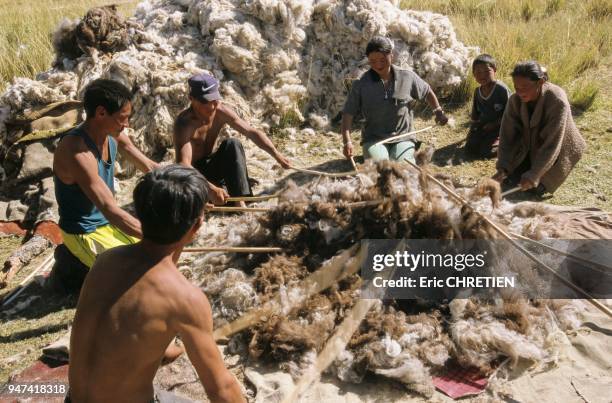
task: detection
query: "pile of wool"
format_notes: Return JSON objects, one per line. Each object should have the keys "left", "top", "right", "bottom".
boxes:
{"left": 188, "top": 0, "right": 474, "bottom": 127}
{"left": 1, "top": 0, "right": 473, "bottom": 159}
{"left": 187, "top": 161, "right": 585, "bottom": 397}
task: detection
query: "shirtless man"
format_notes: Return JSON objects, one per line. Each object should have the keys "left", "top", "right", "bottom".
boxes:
{"left": 173, "top": 73, "right": 292, "bottom": 205}
{"left": 68, "top": 165, "right": 245, "bottom": 403}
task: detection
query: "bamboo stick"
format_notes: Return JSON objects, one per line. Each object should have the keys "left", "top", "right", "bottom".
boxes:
{"left": 183, "top": 246, "right": 282, "bottom": 253}
{"left": 2, "top": 254, "right": 55, "bottom": 307}
{"left": 372, "top": 126, "right": 433, "bottom": 147}
{"left": 282, "top": 240, "right": 405, "bottom": 402}
{"left": 403, "top": 159, "right": 612, "bottom": 318}
{"left": 226, "top": 192, "right": 281, "bottom": 202}
{"left": 292, "top": 167, "right": 358, "bottom": 177}
{"left": 501, "top": 186, "right": 522, "bottom": 197}
{"left": 282, "top": 298, "right": 377, "bottom": 403}
{"left": 207, "top": 206, "right": 270, "bottom": 213}
{"left": 349, "top": 156, "right": 358, "bottom": 171}
{"left": 510, "top": 232, "right": 612, "bottom": 274}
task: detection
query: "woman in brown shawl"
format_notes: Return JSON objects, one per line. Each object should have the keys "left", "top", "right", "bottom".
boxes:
{"left": 493, "top": 61, "right": 586, "bottom": 194}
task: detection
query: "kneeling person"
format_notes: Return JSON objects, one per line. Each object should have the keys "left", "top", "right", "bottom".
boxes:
{"left": 68, "top": 165, "right": 245, "bottom": 403}
{"left": 52, "top": 79, "right": 158, "bottom": 292}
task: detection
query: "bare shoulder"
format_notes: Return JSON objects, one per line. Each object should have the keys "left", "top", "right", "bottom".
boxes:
{"left": 56, "top": 133, "right": 88, "bottom": 156}
{"left": 174, "top": 108, "right": 198, "bottom": 141}
{"left": 168, "top": 276, "right": 212, "bottom": 327}
{"left": 54, "top": 134, "right": 95, "bottom": 175}
{"left": 216, "top": 103, "right": 239, "bottom": 123}
{"left": 175, "top": 108, "right": 193, "bottom": 127}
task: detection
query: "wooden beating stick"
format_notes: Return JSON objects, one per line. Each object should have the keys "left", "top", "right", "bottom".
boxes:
{"left": 403, "top": 159, "right": 612, "bottom": 318}
{"left": 372, "top": 126, "right": 433, "bottom": 147}
{"left": 183, "top": 246, "right": 282, "bottom": 253}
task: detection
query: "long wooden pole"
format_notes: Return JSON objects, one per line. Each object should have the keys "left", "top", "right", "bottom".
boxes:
{"left": 510, "top": 232, "right": 612, "bottom": 274}
{"left": 207, "top": 206, "right": 270, "bottom": 213}
{"left": 373, "top": 126, "right": 433, "bottom": 147}
{"left": 213, "top": 244, "right": 363, "bottom": 341}
{"left": 403, "top": 159, "right": 612, "bottom": 318}
{"left": 183, "top": 246, "right": 282, "bottom": 253}
{"left": 282, "top": 240, "right": 405, "bottom": 402}
{"left": 292, "top": 167, "right": 358, "bottom": 177}
{"left": 2, "top": 254, "right": 55, "bottom": 307}
{"left": 226, "top": 192, "right": 281, "bottom": 202}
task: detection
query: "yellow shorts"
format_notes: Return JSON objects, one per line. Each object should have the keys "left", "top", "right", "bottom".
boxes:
{"left": 61, "top": 224, "right": 138, "bottom": 268}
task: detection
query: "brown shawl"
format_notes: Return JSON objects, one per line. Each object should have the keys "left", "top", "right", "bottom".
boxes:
{"left": 497, "top": 82, "right": 586, "bottom": 192}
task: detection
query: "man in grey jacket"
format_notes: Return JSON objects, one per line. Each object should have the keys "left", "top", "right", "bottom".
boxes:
{"left": 341, "top": 36, "right": 448, "bottom": 163}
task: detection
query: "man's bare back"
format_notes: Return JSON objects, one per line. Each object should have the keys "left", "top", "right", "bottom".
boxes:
{"left": 69, "top": 244, "right": 189, "bottom": 402}
{"left": 69, "top": 243, "right": 241, "bottom": 402}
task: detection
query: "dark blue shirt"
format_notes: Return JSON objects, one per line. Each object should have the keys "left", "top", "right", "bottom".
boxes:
{"left": 54, "top": 125, "right": 117, "bottom": 234}
{"left": 471, "top": 81, "right": 512, "bottom": 125}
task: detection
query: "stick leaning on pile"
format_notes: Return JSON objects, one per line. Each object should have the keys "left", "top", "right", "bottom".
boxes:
{"left": 404, "top": 159, "right": 612, "bottom": 318}
{"left": 212, "top": 244, "right": 365, "bottom": 341}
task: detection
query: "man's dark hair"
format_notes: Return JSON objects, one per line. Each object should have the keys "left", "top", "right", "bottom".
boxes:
{"left": 365, "top": 36, "right": 393, "bottom": 56}
{"left": 134, "top": 165, "right": 209, "bottom": 245}
{"left": 472, "top": 54, "right": 497, "bottom": 70}
{"left": 83, "top": 79, "right": 132, "bottom": 119}
{"left": 511, "top": 60, "right": 549, "bottom": 82}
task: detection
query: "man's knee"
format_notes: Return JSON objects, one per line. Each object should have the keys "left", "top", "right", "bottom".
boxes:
{"left": 219, "top": 138, "right": 244, "bottom": 155}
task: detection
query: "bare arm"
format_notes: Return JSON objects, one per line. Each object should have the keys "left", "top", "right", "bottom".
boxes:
{"left": 71, "top": 150, "right": 142, "bottom": 238}
{"left": 425, "top": 88, "right": 448, "bottom": 125}
{"left": 341, "top": 113, "right": 354, "bottom": 159}
{"left": 116, "top": 132, "right": 158, "bottom": 173}
{"left": 173, "top": 117, "right": 195, "bottom": 166}
{"left": 176, "top": 288, "right": 245, "bottom": 403}
{"left": 222, "top": 106, "right": 292, "bottom": 169}
{"left": 173, "top": 115, "right": 229, "bottom": 204}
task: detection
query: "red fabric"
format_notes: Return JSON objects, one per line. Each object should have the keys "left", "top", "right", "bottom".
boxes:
{"left": 0, "top": 222, "right": 26, "bottom": 237}
{"left": 33, "top": 221, "right": 62, "bottom": 245}
{"left": 433, "top": 364, "right": 488, "bottom": 399}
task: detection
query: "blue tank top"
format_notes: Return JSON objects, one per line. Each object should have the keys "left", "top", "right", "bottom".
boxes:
{"left": 54, "top": 125, "right": 117, "bottom": 234}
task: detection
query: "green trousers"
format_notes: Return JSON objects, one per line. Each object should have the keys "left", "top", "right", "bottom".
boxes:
{"left": 363, "top": 139, "right": 416, "bottom": 163}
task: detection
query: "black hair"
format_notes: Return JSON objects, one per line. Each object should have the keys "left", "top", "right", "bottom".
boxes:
{"left": 83, "top": 79, "right": 132, "bottom": 119}
{"left": 134, "top": 165, "right": 209, "bottom": 245}
{"left": 365, "top": 36, "right": 393, "bottom": 56}
{"left": 511, "top": 61, "right": 549, "bottom": 82}
{"left": 472, "top": 54, "right": 497, "bottom": 70}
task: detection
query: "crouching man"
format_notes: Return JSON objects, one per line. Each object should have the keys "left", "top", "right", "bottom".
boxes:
{"left": 67, "top": 165, "right": 245, "bottom": 403}
{"left": 173, "top": 73, "right": 292, "bottom": 206}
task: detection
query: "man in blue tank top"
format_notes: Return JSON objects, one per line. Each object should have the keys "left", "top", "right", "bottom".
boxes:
{"left": 52, "top": 79, "right": 158, "bottom": 291}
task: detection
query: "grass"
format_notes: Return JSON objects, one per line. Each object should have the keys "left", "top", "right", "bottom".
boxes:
{"left": 0, "top": 0, "right": 137, "bottom": 91}
{"left": 401, "top": 0, "right": 611, "bottom": 109}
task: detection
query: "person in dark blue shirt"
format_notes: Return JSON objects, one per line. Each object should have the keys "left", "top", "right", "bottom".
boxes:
{"left": 465, "top": 54, "right": 512, "bottom": 159}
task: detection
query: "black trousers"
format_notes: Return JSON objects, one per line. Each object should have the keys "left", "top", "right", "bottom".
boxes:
{"left": 193, "top": 138, "right": 253, "bottom": 197}
{"left": 465, "top": 127, "right": 499, "bottom": 159}
{"left": 48, "top": 244, "right": 89, "bottom": 295}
